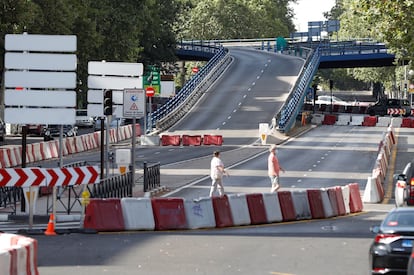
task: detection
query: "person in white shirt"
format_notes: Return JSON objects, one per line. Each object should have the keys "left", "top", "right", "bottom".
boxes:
{"left": 209, "top": 151, "right": 228, "bottom": 197}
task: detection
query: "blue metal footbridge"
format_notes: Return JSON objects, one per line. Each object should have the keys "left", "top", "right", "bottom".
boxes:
{"left": 150, "top": 39, "right": 396, "bottom": 134}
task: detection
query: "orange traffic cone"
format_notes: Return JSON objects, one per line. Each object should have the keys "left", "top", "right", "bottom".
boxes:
{"left": 44, "top": 214, "right": 57, "bottom": 236}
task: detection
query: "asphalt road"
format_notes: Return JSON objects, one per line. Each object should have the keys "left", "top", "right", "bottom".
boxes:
{"left": 2, "top": 48, "right": 405, "bottom": 275}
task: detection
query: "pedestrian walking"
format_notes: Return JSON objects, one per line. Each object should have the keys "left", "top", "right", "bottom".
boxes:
{"left": 268, "top": 144, "right": 285, "bottom": 192}
{"left": 209, "top": 151, "right": 228, "bottom": 197}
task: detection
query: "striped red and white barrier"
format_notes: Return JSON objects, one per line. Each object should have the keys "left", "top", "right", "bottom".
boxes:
{"left": 0, "top": 166, "right": 100, "bottom": 187}
{"left": 0, "top": 233, "right": 39, "bottom": 275}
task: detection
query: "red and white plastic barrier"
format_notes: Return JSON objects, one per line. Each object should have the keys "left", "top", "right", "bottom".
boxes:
{"left": 81, "top": 183, "right": 363, "bottom": 232}
{"left": 363, "top": 125, "right": 395, "bottom": 203}
{"left": 0, "top": 233, "right": 39, "bottom": 275}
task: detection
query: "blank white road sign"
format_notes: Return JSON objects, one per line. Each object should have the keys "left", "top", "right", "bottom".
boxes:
{"left": 5, "top": 90, "right": 76, "bottom": 107}
{"left": 5, "top": 34, "right": 76, "bottom": 52}
{"left": 5, "top": 71, "right": 76, "bottom": 89}
{"left": 4, "top": 33, "right": 77, "bottom": 125}
{"left": 5, "top": 108, "right": 76, "bottom": 125}
{"left": 88, "top": 61, "right": 143, "bottom": 76}
{"left": 87, "top": 75, "right": 141, "bottom": 90}
{"left": 5, "top": 52, "right": 77, "bottom": 71}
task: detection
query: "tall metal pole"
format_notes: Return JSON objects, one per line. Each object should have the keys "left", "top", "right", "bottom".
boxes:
{"left": 105, "top": 115, "right": 111, "bottom": 178}
{"left": 100, "top": 118, "right": 105, "bottom": 179}
{"left": 131, "top": 117, "right": 136, "bottom": 191}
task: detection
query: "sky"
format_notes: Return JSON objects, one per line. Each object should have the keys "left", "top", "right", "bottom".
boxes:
{"left": 290, "top": 0, "right": 336, "bottom": 32}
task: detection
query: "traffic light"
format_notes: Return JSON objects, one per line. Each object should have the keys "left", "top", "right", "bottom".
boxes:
{"left": 329, "top": 80, "right": 334, "bottom": 91}
{"left": 103, "top": 89, "right": 113, "bottom": 116}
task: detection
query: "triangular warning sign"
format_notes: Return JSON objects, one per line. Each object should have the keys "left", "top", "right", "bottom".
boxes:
{"left": 130, "top": 103, "right": 138, "bottom": 110}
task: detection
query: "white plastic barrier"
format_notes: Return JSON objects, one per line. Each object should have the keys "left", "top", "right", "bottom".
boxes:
{"left": 262, "top": 193, "right": 283, "bottom": 223}
{"left": 0, "top": 233, "right": 38, "bottom": 275}
{"left": 184, "top": 197, "right": 216, "bottom": 229}
{"left": 311, "top": 114, "right": 324, "bottom": 124}
{"left": 341, "top": 185, "right": 351, "bottom": 214}
{"left": 291, "top": 190, "right": 312, "bottom": 220}
{"left": 377, "top": 117, "right": 391, "bottom": 127}
{"left": 391, "top": 117, "right": 402, "bottom": 127}
{"left": 335, "top": 114, "right": 351, "bottom": 126}
{"left": 350, "top": 115, "right": 364, "bottom": 126}
{"left": 227, "top": 194, "right": 251, "bottom": 226}
{"left": 321, "top": 189, "right": 335, "bottom": 218}
{"left": 121, "top": 198, "right": 155, "bottom": 230}
{"left": 363, "top": 176, "right": 382, "bottom": 203}
{"left": 141, "top": 135, "right": 161, "bottom": 146}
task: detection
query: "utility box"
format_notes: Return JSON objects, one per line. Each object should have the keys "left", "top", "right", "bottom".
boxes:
{"left": 116, "top": 149, "right": 131, "bottom": 174}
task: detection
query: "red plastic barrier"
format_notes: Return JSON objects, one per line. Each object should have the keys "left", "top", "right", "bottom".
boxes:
{"left": 362, "top": 116, "right": 377, "bottom": 126}
{"left": 246, "top": 193, "right": 267, "bottom": 224}
{"left": 182, "top": 135, "right": 202, "bottom": 146}
{"left": 151, "top": 198, "right": 187, "bottom": 230}
{"left": 84, "top": 199, "right": 125, "bottom": 231}
{"left": 203, "top": 135, "right": 223, "bottom": 145}
{"left": 134, "top": 124, "right": 141, "bottom": 136}
{"left": 333, "top": 186, "right": 346, "bottom": 216}
{"left": 161, "top": 135, "right": 181, "bottom": 146}
{"left": 327, "top": 188, "right": 339, "bottom": 217}
{"left": 348, "top": 183, "right": 363, "bottom": 213}
{"left": 322, "top": 115, "right": 336, "bottom": 125}
{"left": 277, "top": 191, "right": 296, "bottom": 221}
{"left": 211, "top": 195, "right": 233, "bottom": 227}
{"left": 401, "top": 118, "right": 412, "bottom": 128}
{"left": 307, "top": 189, "right": 325, "bottom": 219}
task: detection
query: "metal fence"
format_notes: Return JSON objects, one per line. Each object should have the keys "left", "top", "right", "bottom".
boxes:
{"left": 143, "top": 162, "right": 160, "bottom": 192}
{"left": 0, "top": 187, "right": 22, "bottom": 214}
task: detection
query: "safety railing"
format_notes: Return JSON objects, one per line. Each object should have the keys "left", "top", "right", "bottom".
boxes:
{"left": 276, "top": 47, "right": 321, "bottom": 133}
{"left": 0, "top": 187, "right": 22, "bottom": 215}
{"left": 143, "top": 162, "right": 160, "bottom": 192}
{"left": 149, "top": 44, "right": 230, "bottom": 132}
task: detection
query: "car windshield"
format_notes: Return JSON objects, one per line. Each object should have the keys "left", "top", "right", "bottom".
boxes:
{"left": 382, "top": 211, "right": 414, "bottom": 228}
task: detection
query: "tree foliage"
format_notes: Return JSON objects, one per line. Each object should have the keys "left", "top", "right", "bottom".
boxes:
{"left": 176, "top": 0, "right": 296, "bottom": 40}
{"left": 0, "top": 0, "right": 299, "bottom": 107}
{"left": 336, "top": 0, "right": 414, "bottom": 94}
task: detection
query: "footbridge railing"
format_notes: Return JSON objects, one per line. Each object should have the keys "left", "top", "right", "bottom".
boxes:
{"left": 149, "top": 45, "right": 231, "bottom": 132}
{"left": 275, "top": 47, "right": 321, "bottom": 133}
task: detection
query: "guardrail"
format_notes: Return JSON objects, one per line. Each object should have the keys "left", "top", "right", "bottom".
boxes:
{"left": 276, "top": 47, "right": 321, "bottom": 133}
{"left": 149, "top": 45, "right": 231, "bottom": 132}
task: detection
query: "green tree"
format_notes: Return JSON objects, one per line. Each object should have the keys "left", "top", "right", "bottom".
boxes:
{"left": 178, "top": 0, "right": 296, "bottom": 40}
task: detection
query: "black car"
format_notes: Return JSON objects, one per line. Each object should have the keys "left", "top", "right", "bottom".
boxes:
{"left": 369, "top": 207, "right": 414, "bottom": 274}
{"left": 43, "top": 125, "right": 78, "bottom": 141}
{"left": 408, "top": 248, "right": 414, "bottom": 275}
{"left": 366, "top": 98, "right": 411, "bottom": 117}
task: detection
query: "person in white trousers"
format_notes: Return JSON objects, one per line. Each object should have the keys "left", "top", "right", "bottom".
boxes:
{"left": 209, "top": 151, "right": 228, "bottom": 197}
